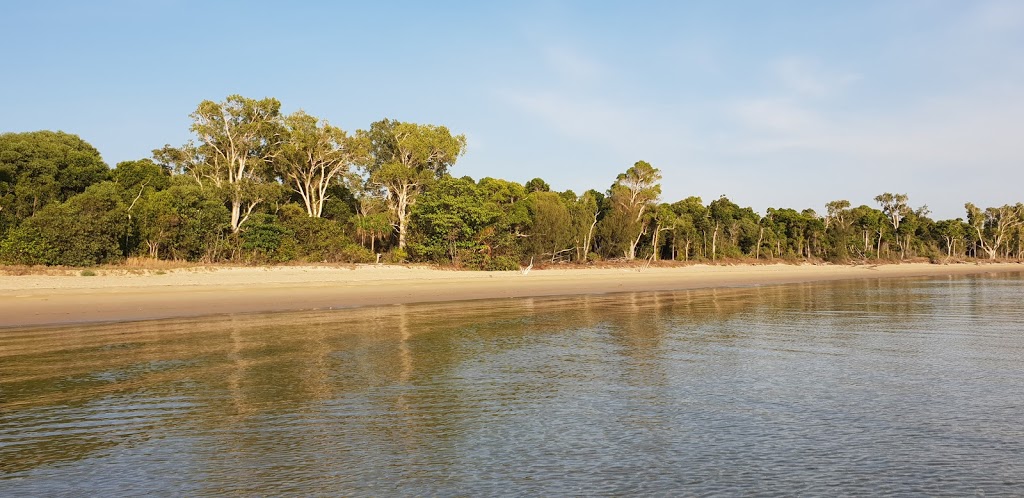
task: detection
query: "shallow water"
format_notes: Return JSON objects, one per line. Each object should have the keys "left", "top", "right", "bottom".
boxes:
{"left": 2, "top": 272, "right": 1023, "bottom": 495}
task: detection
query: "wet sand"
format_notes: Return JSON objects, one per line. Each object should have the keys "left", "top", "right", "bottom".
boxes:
{"left": 1, "top": 263, "right": 1020, "bottom": 328}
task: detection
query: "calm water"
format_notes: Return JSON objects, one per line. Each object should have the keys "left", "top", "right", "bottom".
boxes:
{"left": 2, "top": 272, "right": 1024, "bottom": 496}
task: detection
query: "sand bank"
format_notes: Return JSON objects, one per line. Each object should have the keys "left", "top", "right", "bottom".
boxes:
{"left": 1, "top": 262, "right": 1020, "bottom": 328}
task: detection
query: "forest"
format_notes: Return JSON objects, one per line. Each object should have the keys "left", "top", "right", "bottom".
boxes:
{"left": 1, "top": 95, "right": 1022, "bottom": 269}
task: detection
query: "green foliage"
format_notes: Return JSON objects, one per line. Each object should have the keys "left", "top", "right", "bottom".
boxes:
{"left": 385, "top": 248, "right": 408, "bottom": 263}
{"left": 240, "top": 214, "right": 292, "bottom": 263}
{"left": 164, "top": 95, "right": 285, "bottom": 233}
{"left": 278, "top": 206, "right": 366, "bottom": 262}
{"left": 359, "top": 118, "right": 467, "bottom": 249}
{"left": 525, "top": 177, "right": 550, "bottom": 193}
{"left": 486, "top": 255, "right": 520, "bottom": 271}
{"left": 276, "top": 110, "right": 362, "bottom": 218}
{"left": 348, "top": 206, "right": 387, "bottom": 251}
{"left": 112, "top": 159, "right": 170, "bottom": 192}
{"left": 476, "top": 177, "right": 530, "bottom": 261}
{"left": 0, "top": 130, "right": 109, "bottom": 238}
{"left": 0, "top": 182, "right": 128, "bottom": 266}
{"left": 567, "top": 190, "right": 600, "bottom": 262}
{"left": 8, "top": 100, "right": 1019, "bottom": 268}
{"left": 409, "top": 176, "right": 492, "bottom": 264}
{"left": 526, "top": 191, "right": 573, "bottom": 261}
{"left": 136, "top": 183, "right": 229, "bottom": 261}
{"left": 600, "top": 160, "right": 662, "bottom": 260}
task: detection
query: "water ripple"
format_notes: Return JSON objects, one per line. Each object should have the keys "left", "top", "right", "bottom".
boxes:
{"left": 1, "top": 272, "right": 1023, "bottom": 495}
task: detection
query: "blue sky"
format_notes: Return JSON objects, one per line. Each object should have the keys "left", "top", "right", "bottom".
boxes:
{"left": 2, "top": 1, "right": 1022, "bottom": 219}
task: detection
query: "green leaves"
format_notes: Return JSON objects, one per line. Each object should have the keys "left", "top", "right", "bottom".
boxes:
{"left": 359, "top": 119, "right": 468, "bottom": 249}
{"left": 183, "top": 95, "right": 286, "bottom": 232}
{"left": 0, "top": 182, "right": 128, "bottom": 266}
{"left": 0, "top": 131, "right": 109, "bottom": 238}
{"left": 602, "top": 160, "right": 662, "bottom": 259}
{"left": 361, "top": 119, "right": 467, "bottom": 176}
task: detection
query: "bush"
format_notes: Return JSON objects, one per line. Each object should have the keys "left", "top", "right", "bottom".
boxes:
{"left": 0, "top": 182, "right": 128, "bottom": 266}
{"left": 136, "top": 184, "right": 229, "bottom": 262}
{"left": 336, "top": 244, "right": 376, "bottom": 263}
{"left": 385, "top": 248, "right": 408, "bottom": 263}
{"left": 279, "top": 214, "right": 356, "bottom": 262}
{"left": 485, "top": 255, "right": 520, "bottom": 271}
{"left": 458, "top": 251, "right": 486, "bottom": 269}
{"left": 240, "top": 214, "right": 293, "bottom": 263}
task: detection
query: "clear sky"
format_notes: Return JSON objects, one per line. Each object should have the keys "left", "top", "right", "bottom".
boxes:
{"left": 2, "top": 1, "right": 1022, "bottom": 219}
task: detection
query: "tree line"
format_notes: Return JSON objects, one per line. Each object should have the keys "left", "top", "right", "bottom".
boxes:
{"left": 1, "top": 95, "right": 1022, "bottom": 268}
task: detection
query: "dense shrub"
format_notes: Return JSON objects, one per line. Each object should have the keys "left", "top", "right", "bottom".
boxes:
{"left": 0, "top": 182, "right": 128, "bottom": 266}
{"left": 240, "top": 214, "right": 292, "bottom": 263}
{"left": 279, "top": 209, "right": 358, "bottom": 262}
{"left": 485, "top": 255, "right": 520, "bottom": 271}
{"left": 0, "top": 131, "right": 110, "bottom": 240}
{"left": 136, "top": 183, "right": 229, "bottom": 261}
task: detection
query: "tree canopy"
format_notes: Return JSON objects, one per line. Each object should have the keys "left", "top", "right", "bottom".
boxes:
{"left": 4, "top": 95, "right": 1024, "bottom": 268}
{"left": 0, "top": 130, "right": 109, "bottom": 238}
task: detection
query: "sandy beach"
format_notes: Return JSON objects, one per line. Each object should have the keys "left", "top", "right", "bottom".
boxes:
{"left": 1, "top": 262, "right": 1020, "bottom": 328}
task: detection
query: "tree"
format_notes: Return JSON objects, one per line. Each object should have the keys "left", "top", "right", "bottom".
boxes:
{"left": 347, "top": 175, "right": 389, "bottom": 253}
{"left": 359, "top": 119, "right": 466, "bottom": 250}
{"left": 136, "top": 182, "right": 229, "bottom": 261}
{"left": 704, "top": 198, "right": 762, "bottom": 259}
{"left": 0, "top": 131, "right": 109, "bottom": 237}
{"left": 875, "top": 193, "right": 911, "bottom": 259}
{"left": 823, "top": 200, "right": 853, "bottom": 262}
{"left": 476, "top": 177, "right": 531, "bottom": 261}
{"left": 525, "top": 177, "right": 550, "bottom": 193}
{"left": 650, "top": 203, "right": 677, "bottom": 261}
{"left": 965, "top": 202, "right": 1024, "bottom": 259}
{"left": 849, "top": 205, "right": 887, "bottom": 259}
{"left": 670, "top": 196, "right": 707, "bottom": 260}
{"left": 0, "top": 182, "right": 129, "bottom": 266}
{"left": 608, "top": 160, "right": 661, "bottom": 260}
{"left": 111, "top": 159, "right": 170, "bottom": 193}
{"left": 527, "top": 191, "right": 573, "bottom": 262}
{"left": 276, "top": 111, "right": 364, "bottom": 218}
{"left": 161, "top": 95, "right": 285, "bottom": 233}
{"left": 825, "top": 200, "right": 851, "bottom": 231}
{"left": 408, "top": 176, "right": 489, "bottom": 264}
{"left": 569, "top": 190, "right": 600, "bottom": 262}
{"left": 934, "top": 218, "right": 966, "bottom": 259}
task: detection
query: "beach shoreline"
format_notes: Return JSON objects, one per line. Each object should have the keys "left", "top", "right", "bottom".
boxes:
{"left": 1, "top": 262, "right": 1021, "bottom": 329}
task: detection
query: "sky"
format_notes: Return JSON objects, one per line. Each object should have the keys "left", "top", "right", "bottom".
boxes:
{"left": 2, "top": 0, "right": 1022, "bottom": 220}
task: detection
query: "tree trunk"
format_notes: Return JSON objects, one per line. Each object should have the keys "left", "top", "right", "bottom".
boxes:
{"left": 711, "top": 223, "right": 718, "bottom": 261}
{"left": 651, "top": 223, "right": 662, "bottom": 261}
{"left": 395, "top": 186, "right": 411, "bottom": 250}
{"left": 756, "top": 227, "right": 764, "bottom": 260}
{"left": 583, "top": 214, "right": 597, "bottom": 262}
{"left": 230, "top": 199, "right": 242, "bottom": 233}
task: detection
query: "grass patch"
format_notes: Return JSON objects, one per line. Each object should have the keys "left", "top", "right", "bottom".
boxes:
{"left": 80, "top": 269, "right": 97, "bottom": 277}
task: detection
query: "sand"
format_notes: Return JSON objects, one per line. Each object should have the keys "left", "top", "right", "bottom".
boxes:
{"left": 1, "top": 262, "right": 1021, "bottom": 328}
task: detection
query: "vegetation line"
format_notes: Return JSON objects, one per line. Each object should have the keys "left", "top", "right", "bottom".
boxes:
{"left": 1, "top": 95, "right": 1021, "bottom": 269}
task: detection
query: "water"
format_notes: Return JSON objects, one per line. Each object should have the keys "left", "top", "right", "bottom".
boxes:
{"left": 2, "top": 272, "right": 1023, "bottom": 495}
